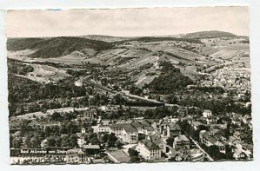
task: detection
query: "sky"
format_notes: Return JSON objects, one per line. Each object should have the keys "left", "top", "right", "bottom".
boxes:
{"left": 7, "top": 6, "right": 249, "bottom": 37}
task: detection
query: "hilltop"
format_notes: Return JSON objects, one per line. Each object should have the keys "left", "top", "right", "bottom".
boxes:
{"left": 182, "top": 30, "right": 237, "bottom": 39}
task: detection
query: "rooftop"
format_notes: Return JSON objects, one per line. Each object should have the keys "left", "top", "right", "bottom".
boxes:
{"left": 140, "top": 139, "right": 160, "bottom": 151}
{"left": 82, "top": 144, "right": 100, "bottom": 150}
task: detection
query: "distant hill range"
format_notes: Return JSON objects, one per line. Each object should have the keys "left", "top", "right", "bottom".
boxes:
{"left": 7, "top": 31, "right": 244, "bottom": 59}
{"left": 181, "top": 30, "right": 238, "bottom": 39}
{"left": 7, "top": 37, "right": 114, "bottom": 58}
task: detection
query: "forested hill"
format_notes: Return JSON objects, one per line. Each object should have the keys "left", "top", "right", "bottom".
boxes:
{"left": 7, "top": 37, "right": 114, "bottom": 58}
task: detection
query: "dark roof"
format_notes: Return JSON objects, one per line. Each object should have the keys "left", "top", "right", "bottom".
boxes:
{"left": 140, "top": 120, "right": 151, "bottom": 127}
{"left": 110, "top": 124, "right": 125, "bottom": 130}
{"left": 123, "top": 124, "right": 138, "bottom": 133}
{"left": 110, "top": 123, "right": 138, "bottom": 133}
{"left": 201, "top": 132, "right": 218, "bottom": 144}
{"left": 144, "top": 126, "right": 154, "bottom": 131}
{"left": 148, "top": 134, "right": 163, "bottom": 145}
{"left": 140, "top": 139, "right": 160, "bottom": 151}
{"left": 131, "top": 122, "right": 143, "bottom": 129}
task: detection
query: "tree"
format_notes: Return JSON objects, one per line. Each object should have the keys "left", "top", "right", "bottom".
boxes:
{"left": 55, "top": 137, "right": 62, "bottom": 147}
{"left": 128, "top": 148, "right": 139, "bottom": 157}
{"left": 207, "top": 145, "right": 225, "bottom": 160}
{"left": 115, "top": 140, "right": 123, "bottom": 149}
{"left": 101, "top": 133, "right": 109, "bottom": 143}
{"left": 51, "top": 112, "right": 62, "bottom": 122}
{"left": 128, "top": 148, "right": 140, "bottom": 163}
{"left": 89, "top": 136, "right": 100, "bottom": 145}
{"left": 70, "top": 134, "right": 79, "bottom": 147}
{"left": 30, "top": 135, "right": 41, "bottom": 148}
{"left": 44, "top": 126, "right": 52, "bottom": 137}
{"left": 47, "top": 136, "right": 56, "bottom": 147}
{"left": 166, "top": 137, "right": 175, "bottom": 147}
{"left": 130, "top": 156, "right": 140, "bottom": 163}
{"left": 61, "top": 135, "right": 71, "bottom": 147}
{"left": 225, "top": 145, "right": 234, "bottom": 160}
{"left": 107, "top": 133, "right": 118, "bottom": 147}
{"left": 24, "top": 135, "right": 31, "bottom": 148}
{"left": 12, "top": 138, "right": 23, "bottom": 148}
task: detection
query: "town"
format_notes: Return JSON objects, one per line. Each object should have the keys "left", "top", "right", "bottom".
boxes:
{"left": 8, "top": 31, "right": 252, "bottom": 164}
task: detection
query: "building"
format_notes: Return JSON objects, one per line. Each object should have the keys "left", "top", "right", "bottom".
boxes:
{"left": 233, "top": 144, "right": 252, "bottom": 160}
{"left": 202, "top": 110, "right": 212, "bottom": 118}
{"left": 173, "top": 134, "right": 191, "bottom": 149}
{"left": 110, "top": 123, "right": 138, "bottom": 144}
{"left": 77, "top": 136, "right": 86, "bottom": 148}
{"left": 97, "top": 125, "right": 111, "bottom": 133}
{"left": 147, "top": 134, "right": 167, "bottom": 153}
{"left": 188, "top": 148, "right": 204, "bottom": 161}
{"left": 159, "top": 123, "right": 182, "bottom": 137}
{"left": 136, "top": 139, "right": 161, "bottom": 161}
{"left": 82, "top": 144, "right": 100, "bottom": 156}
{"left": 121, "top": 124, "right": 139, "bottom": 144}
{"left": 199, "top": 130, "right": 225, "bottom": 153}
{"left": 65, "top": 149, "right": 87, "bottom": 164}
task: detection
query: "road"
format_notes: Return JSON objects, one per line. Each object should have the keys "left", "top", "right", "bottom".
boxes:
{"left": 189, "top": 136, "right": 214, "bottom": 161}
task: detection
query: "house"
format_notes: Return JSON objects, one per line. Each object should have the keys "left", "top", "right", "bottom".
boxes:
{"left": 136, "top": 139, "right": 161, "bottom": 161}
{"left": 173, "top": 135, "right": 191, "bottom": 149}
{"left": 202, "top": 110, "right": 212, "bottom": 118}
{"left": 169, "top": 123, "right": 182, "bottom": 137}
{"left": 77, "top": 136, "right": 86, "bottom": 148}
{"left": 233, "top": 144, "right": 252, "bottom": 160}
{"left": 84, "top": 110, "right": 96, "bottom": 120}
{"left": 107, "top": 150, "right": 131, "bottom": 163}
{"left": 147, "top": 134, "right": 167, "bottom": 153}
{"left": 188, "top": 119, "right": 203, "bottom": 131}
{"left": 159, "top": 123, "right": 182, "bottom": 137}
{"left": 121, "top": 124, "right": 138, "bottom": 144}
{"left": 110, "top": 123, "right": 138, "bottom": 144}
{"left": 199, "top": 130, "right": 225, "bottom": 153}
{"left": 188, "top": 148, "right": 204, "bottom": 161}
{"left": 110, "top": 124, "right": 125, "bottom": 137}
{"left": 228, "top": 136, "right": 241, "bottom": 146}
{"left": 97, "top": 125, "right": 111, "bottom": 133}
{"left": 82, "top": 144, "right": 100, "bottom": 156}
{"left": 65, "top": 149, "right": 87, "bottom": 164}
{"left": 169, "top": 147, "right": 189, "bottom": 161}
{"left": 131, "top": 122, "right": 143, "bottom": 133}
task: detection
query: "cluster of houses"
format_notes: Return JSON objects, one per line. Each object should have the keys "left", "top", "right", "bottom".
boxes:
{"left": 201, "top": 66, "right": 250, "bottom": 96}
{"left": 188, "top": 109, "right": 253, "bottom": 160}
{"left": 10, "top": 103, "right": 253, "bottom": 164}
{"left": 90, "top": 116, "right": 205, "bottom": 162}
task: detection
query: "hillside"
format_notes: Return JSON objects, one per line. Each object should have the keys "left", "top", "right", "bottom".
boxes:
{"left": 7, "top": 37, "right": 114, "bottom": 58}
{"left": 7, "top": 32, "right": 250, "bottom": 89}
{"left": 114, "top": 36, "right": 202, "bottom": 44}
{"left": 182, "top": 30, "right": 237, "bottom": 39}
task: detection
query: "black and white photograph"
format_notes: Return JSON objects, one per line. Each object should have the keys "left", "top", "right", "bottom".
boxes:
{"left": 6, "top": 7, "right": 252, "bottom": 165}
